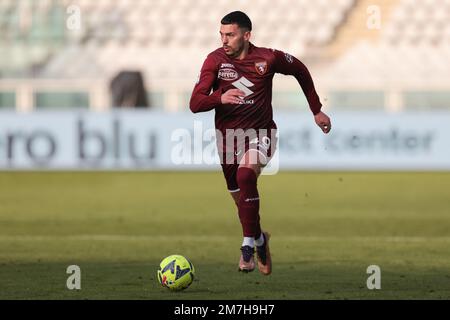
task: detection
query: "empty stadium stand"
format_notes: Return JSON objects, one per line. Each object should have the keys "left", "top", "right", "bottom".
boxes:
{"left": 0, "top": 0, "right": 449, "bottom": 111}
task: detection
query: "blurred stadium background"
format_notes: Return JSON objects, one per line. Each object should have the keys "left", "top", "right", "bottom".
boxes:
{"left": 1, "top": 0, "right": 450, "bottom": 300}
{"left": 0, "top": 0, "right": 449, "bottom": 112}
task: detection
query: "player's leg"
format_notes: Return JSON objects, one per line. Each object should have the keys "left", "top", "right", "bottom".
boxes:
{"left": 220, "top": 163, "right": 255, "bottom": 272}
{"left": 237, "top": 150, "right": 262, "bottom": 241}
{"left": 235, "top": 149, "right": 265, "bottom": 272}
{"left": 236, "top": 134, "right": 276, "bottom": 275}
{"left": 230, "top": 189, "right": 270, "bottom": 273}
{"left": 222, "top": 130, "right": 275, "bottom": 274}
{"left": 230, "top": 189, "right": 271, "bottom": 274}
{"left": 221, "top": 164, "right": 240, "bottom": 207}
{"left": 230, "top": 190, "right": 239, "bottom": 207}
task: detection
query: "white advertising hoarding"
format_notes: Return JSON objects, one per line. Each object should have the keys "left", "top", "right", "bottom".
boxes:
{"left": 0, "top": 110, "right": 449, "bottom": 170}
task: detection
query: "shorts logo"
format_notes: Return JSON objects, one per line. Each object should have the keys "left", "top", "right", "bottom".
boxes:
{"left": 218, "top": 68, "right": 239, "bottom": 81}
{"left": 261, "top": 136, "right": 271, "bottom": 148}
{"left": 255, "top": 61, "right": 268, "bottom": 75}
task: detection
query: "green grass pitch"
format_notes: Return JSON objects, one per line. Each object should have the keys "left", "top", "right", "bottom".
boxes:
{"left": 0, "top": 171, "right": 449, "bottom": 299}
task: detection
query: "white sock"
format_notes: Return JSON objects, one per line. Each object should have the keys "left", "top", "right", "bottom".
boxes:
{"left": 254, "top": 233, "right": 264, "bottom": 247}
{"left": 242, "top": 237, "right": 254, "bottom": 248}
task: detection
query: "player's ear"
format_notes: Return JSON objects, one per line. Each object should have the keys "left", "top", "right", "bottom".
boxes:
{"left": 243, "top": 30, "right": 251, "bottom": 41}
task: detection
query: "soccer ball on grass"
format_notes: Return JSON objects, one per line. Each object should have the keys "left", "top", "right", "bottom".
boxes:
{"left": 157, "top": 255, "right": 195, "bottom": 291}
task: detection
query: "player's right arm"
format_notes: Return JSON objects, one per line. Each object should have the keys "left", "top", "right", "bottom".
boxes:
{"left": 189, "top": 55, "right": 244, "bottom": 113}
{"left": 189, "top": 55, "right": 221, "bottom": 113}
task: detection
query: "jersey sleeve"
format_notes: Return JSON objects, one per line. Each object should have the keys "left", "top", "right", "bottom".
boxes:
{"left": 189, "top": 54, "right": 222, "bottom": 113}
{"left": 273, "top": 50, "right": 322, "bottom": 115}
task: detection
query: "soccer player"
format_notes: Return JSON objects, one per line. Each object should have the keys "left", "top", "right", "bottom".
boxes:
{"left": 189, "top": 11, "right": 331, "bottom": 275}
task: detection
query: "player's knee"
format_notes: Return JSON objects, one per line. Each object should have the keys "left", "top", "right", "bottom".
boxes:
{"left": 236, "top": 167, "right": 257, "bottom": 188}
{"left": 230, "top": 191, "right": 240, "bottom": 207}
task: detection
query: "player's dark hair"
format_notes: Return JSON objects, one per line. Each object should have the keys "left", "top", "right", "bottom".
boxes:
{"left": 221, "top": 11, "right": 252, "bottom": 31}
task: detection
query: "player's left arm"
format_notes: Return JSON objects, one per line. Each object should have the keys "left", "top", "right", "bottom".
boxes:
{"left": 273, "top": 50, "right": 331, "bottom": 134}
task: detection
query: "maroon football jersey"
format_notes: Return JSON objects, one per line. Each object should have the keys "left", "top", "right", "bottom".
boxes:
{"left": 189, "top": 42, "right": 322, "bottom": 136}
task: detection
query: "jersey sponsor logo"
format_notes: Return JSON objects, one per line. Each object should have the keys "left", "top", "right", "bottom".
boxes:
{"left": 255, "top": 61, "right": 268, "bottom": 75}
{"left": 232, "top": 77, "right": 254, "bottom": 104}
{"left": 284, "top": 52, "right": 293, "bottom": 63}
{"left": 220, "top": 63, "right": 235, "bottom": 68}
{"left": 232, "top": 76, "right": 254, "bottom": 97}
{"left": 218, "top": 68, "right": 239, "bottom": 81}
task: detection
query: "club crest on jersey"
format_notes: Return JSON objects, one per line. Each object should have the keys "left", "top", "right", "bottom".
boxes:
{"left": 255, "top": 61, "right": 268, "bottom": 75}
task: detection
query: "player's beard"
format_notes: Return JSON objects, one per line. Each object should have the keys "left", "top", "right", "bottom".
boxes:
{"left": 225, "top": 41, "right": 245, "bottom": 59}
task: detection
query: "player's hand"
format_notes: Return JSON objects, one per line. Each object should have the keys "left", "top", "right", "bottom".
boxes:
{"left": 314, "top": 111, "right": 331, "bottom": 134}
{"left": 221, "top": 89, "right": 245, "bottom": 105}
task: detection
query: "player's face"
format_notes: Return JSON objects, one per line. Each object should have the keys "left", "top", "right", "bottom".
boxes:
{"left": 220, "top": 24, "right": 250, "bottom": 58}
